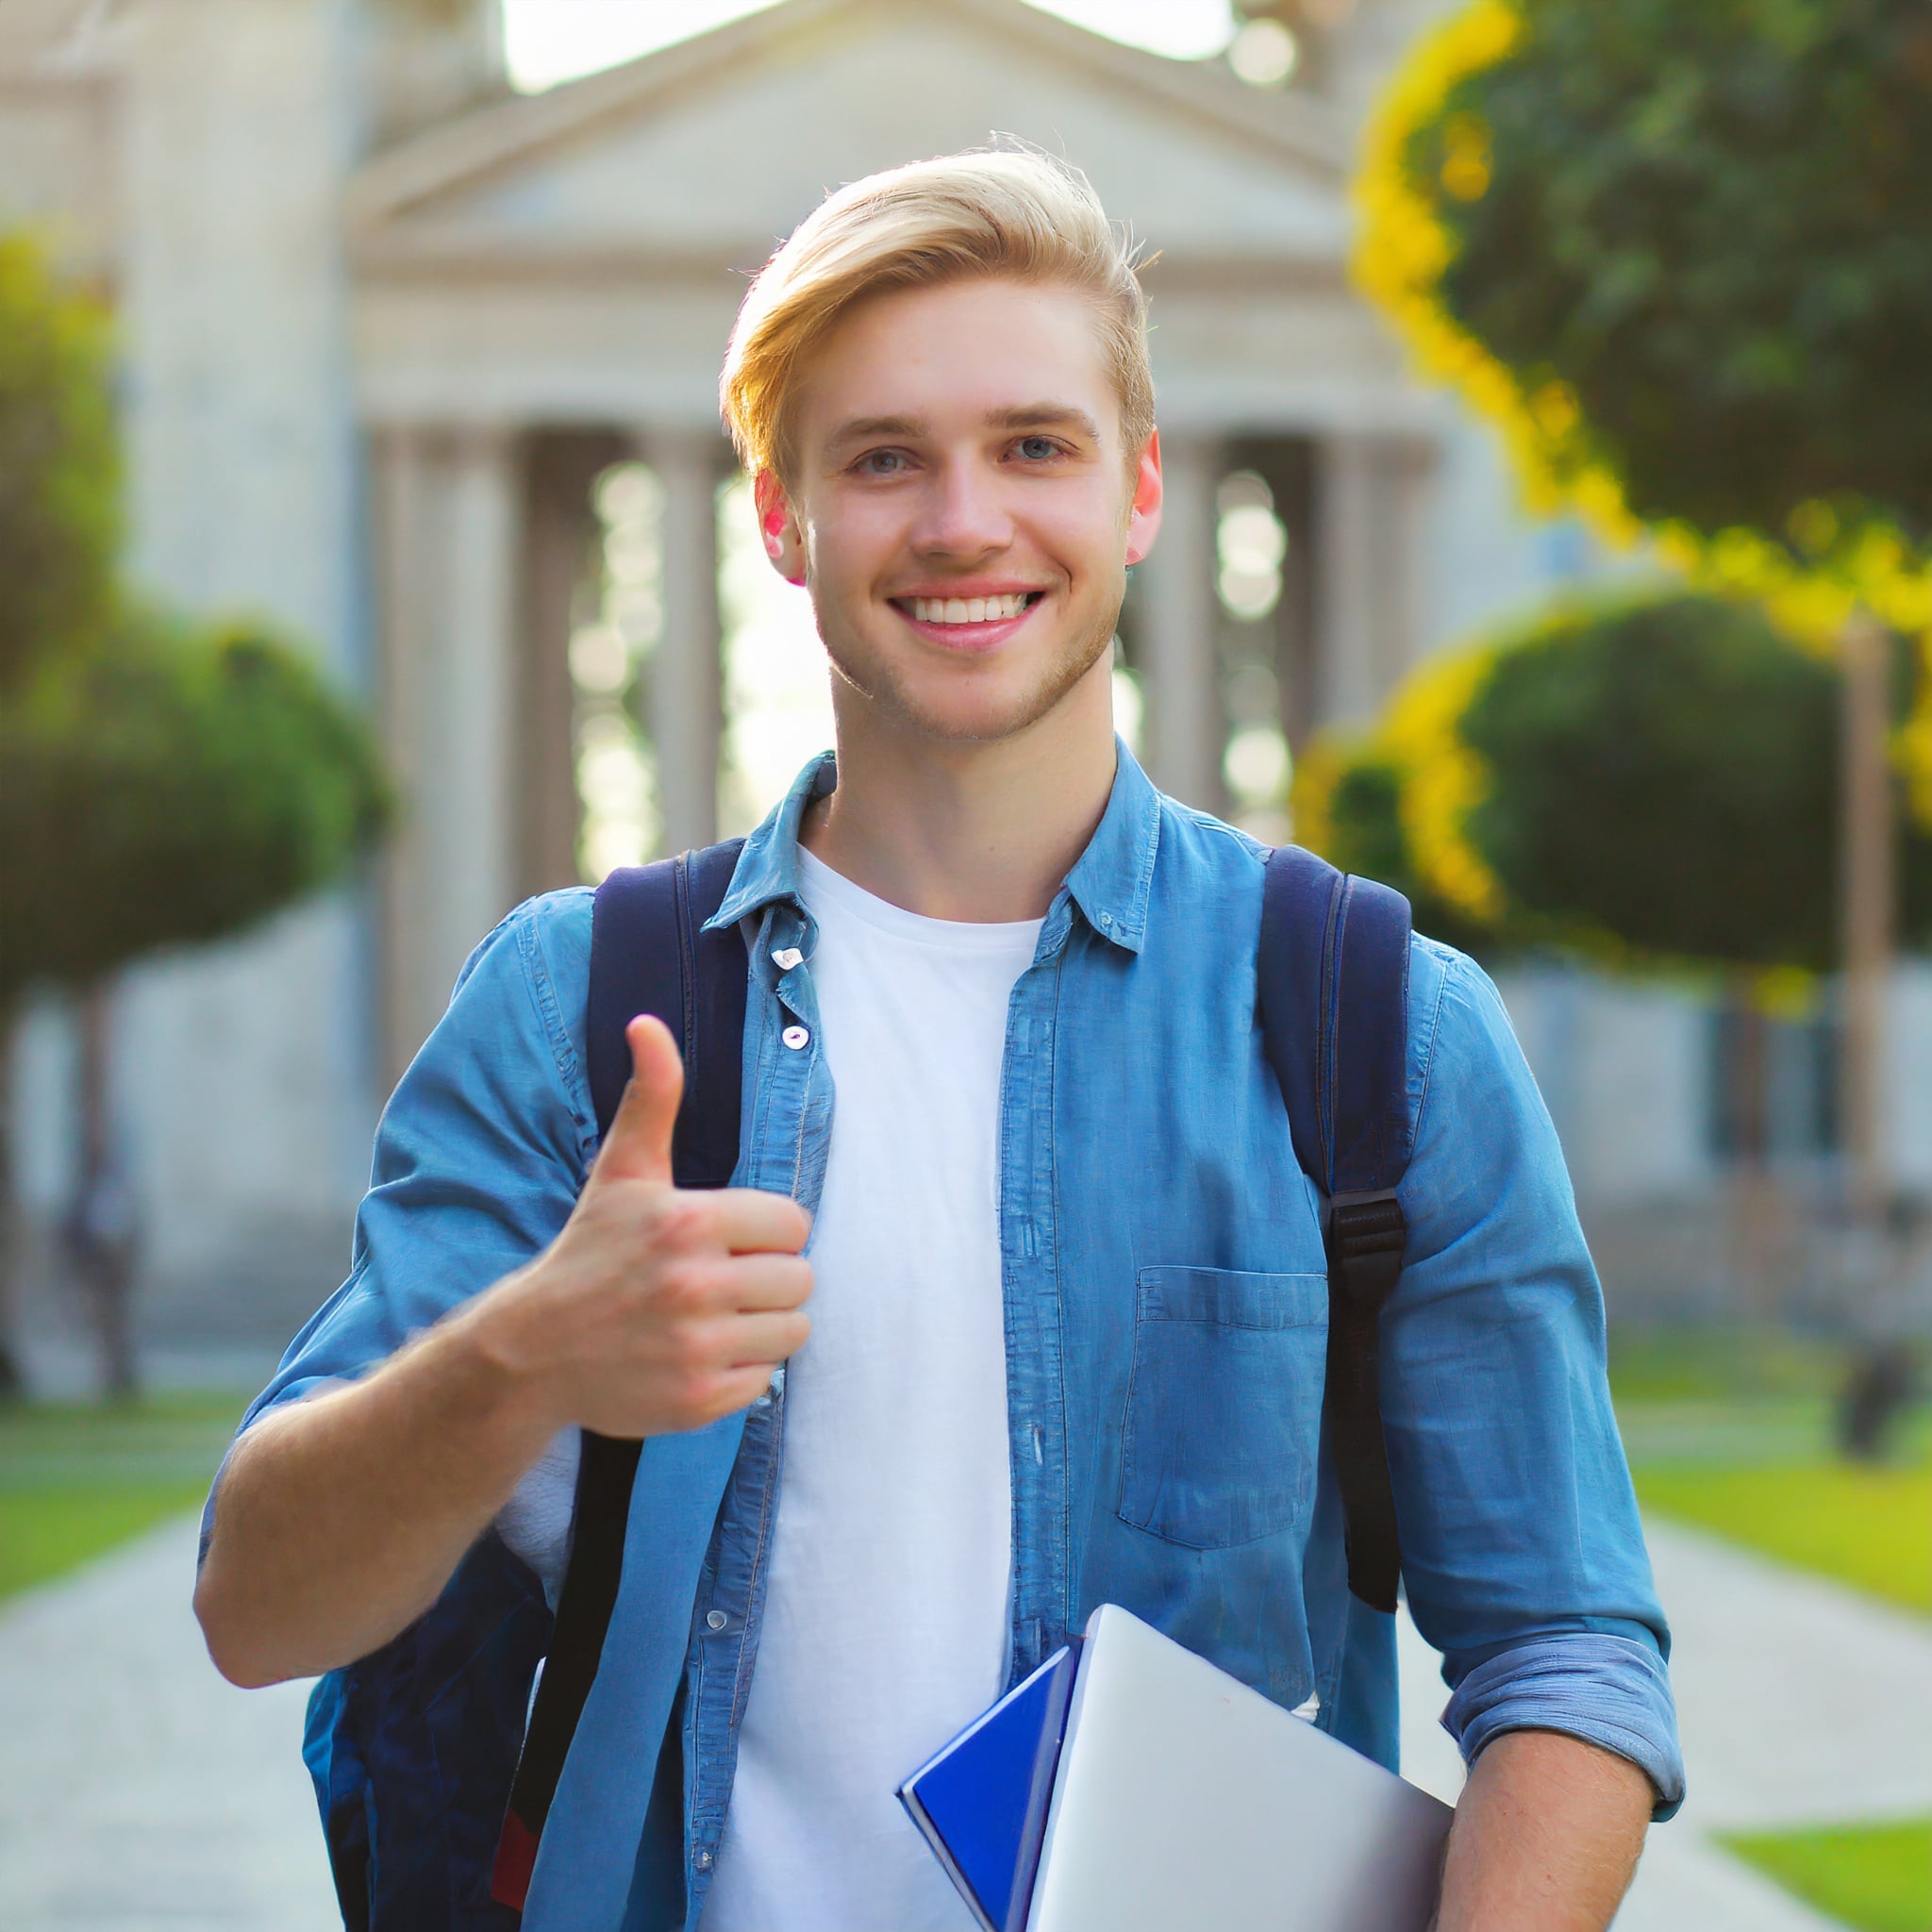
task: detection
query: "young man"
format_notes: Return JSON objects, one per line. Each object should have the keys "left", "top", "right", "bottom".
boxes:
{"left": 196, "top": 151, "right": 1681, "bottom": 1931}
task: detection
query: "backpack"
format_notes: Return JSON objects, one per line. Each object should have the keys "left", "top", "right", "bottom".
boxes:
{"left": 304, "top": 837, "right": 1415, "bottom": 1930}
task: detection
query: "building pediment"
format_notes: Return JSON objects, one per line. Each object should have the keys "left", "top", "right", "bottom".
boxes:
{"left": 348, "top": 0, "right": 1353, "bottom": 279}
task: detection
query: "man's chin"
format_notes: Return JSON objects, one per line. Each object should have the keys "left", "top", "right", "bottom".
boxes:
{"left": 828, "top": 635, "right": 1115, "bottom": 749}
{"left": 864, "top": 682, "right": 1082, "bottom": 747}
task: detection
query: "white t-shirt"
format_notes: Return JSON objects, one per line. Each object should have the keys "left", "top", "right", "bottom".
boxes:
{"left": 493, "top": 851, "right": 1034, "bottom": 1925}
{"left": 698, "top": 848, "right": 1038, "bottom": 1930}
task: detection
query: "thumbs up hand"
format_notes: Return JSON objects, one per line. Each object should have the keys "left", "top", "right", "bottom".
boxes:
{"left": 591, "top": 1008, "right": 688, "bottom": 1188}
{"left": 480, "top": 1015, "right": 813, "bottom": 1440}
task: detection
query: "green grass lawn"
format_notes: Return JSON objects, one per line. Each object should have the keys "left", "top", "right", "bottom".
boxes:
{"left": 0, "top": 1482, "right": 216, "bottom": 1600}
{"left": 1610, "top": 1326, "right": 1931, "bottom": 1618}
{"left": 0, "top": 1391, "right": 247, "bottom": 1602}
{"left": 1630, "top": 1458, "right": 1931, "bottom": 1615}
{"left": 1608, "top": 1324, "right": 1847, "bottom": 1404}
{"left": 1720, "top": 1818, "right": 1932, "bottom": 1932}
{"left": 1608, "top": 1333, "right": 1929, "bottom": 1929}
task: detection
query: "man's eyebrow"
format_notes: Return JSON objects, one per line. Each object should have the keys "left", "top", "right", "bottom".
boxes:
{"left": 987, "top": 403, "right": 1104, "bottom": 440}
{"left": 822, "top": 405, "right": 1105, "bottom": 455}
{"left": 823, "top": 414, "right": 924, "bottom": 454}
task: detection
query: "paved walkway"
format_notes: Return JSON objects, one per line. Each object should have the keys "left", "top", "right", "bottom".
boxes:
{"left": 0, "top": 1516, "right": 336, "bottom": 1931}
{"left": 1, "top": 1513, "right": 1927, "bottom": 1929}
{"left": 1398, "top": 1518, "right": 1932, "bottom": 1929}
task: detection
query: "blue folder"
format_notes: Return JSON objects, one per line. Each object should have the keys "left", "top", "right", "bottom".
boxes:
{"left": 896, "top": 1641, "right": 1083, "bottom": 1932}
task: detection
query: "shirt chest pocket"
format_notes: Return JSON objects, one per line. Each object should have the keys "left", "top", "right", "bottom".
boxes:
{"left": 1116, "top": 1267, "right": 1327, "bottom": 1551}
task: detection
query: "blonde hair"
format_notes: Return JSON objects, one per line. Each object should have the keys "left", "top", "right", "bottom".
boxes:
{"left": 721, "top": 147, "right": 1154, "bottom": 481}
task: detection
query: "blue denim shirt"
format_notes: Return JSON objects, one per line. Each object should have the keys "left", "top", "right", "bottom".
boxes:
{"left": 226, "top": 745, "right": 1681, "bottom": 1931}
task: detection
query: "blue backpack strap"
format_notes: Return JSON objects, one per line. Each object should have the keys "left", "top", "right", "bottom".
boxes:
{"left": 493, "top": 841, "right": 748, "bottom": 1909}
{"left": 584, "top": 840, "right": 750, "bottom": 1187}
{"left": 1257, "top": 845, "right": 1413, "bottom": 1616}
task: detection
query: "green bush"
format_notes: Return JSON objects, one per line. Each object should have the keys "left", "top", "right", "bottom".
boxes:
{"left": 1463, "top": 592, "right": 1932, "bottom": 970}
{"left": 1299, "top": 591, "right": 1932, "bottom": 974}
{"left": 0, "top": 610, "right": 391, "bottom": 1000}
{"left": 1465, "top": 593, "right": 1844, "bottom": 970}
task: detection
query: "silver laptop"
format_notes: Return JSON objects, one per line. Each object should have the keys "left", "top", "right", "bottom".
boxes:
{"left": 1025, "top": 1605, "right": 1453, "bottom": 1932}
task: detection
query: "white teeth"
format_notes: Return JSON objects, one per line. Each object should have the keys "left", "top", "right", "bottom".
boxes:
{"left": 909, "top": 593, "right": 1031, "bottom": 625}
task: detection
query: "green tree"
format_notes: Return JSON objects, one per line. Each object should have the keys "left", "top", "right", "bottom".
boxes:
{"left": 1357, "top": 0, "right": 1932, "bottom": 1396}
{"left": 0, "top": 235, "right": 119, "bottom": 1395}
{"left": 0, "top": 611, "right": 391, "bottom": 1395}
{"left": 1304, "top": 590, "right": 1932, "bottom": 1383}
{"left": 0, "top": 235, "right": 117, "bottom": 692}
{"left": 1358, "top": 0, "right": 1932, "bottom": 592}
{"left": 0, "top": 231, "right": 392, "bottom": 1397}
{"left": 0, "top": 613, "right": 391, "bottom": 1003}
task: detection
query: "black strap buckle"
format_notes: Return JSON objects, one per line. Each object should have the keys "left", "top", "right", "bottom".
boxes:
{"left": 1323, "top": 1188, "right": 1407, "bottom": 1613}
{"left": 1327, "top": 1188, "right": 1406, "bottom": 1319}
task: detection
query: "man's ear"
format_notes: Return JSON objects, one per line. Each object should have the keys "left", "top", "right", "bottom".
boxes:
{"left": 753, "top": 469, "right": 808, "bottom": 586}
{"left": 1124, "top": 429, "right": 1164, "bottom": 567}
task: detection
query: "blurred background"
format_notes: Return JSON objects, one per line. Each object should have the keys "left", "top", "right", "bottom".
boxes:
{"left": 0, "top": 2, "right": 1926, "bottom": 1928}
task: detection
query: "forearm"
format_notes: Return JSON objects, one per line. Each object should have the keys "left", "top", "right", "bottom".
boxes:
{"left": 1435, "top": 1729, "right": 1653, "bottom": 1932}
{"left": 194, "top": 1279, "right": 558, "bottom": 1689}
{"left": 197, "top": 1018, "right": 814, "bottom": 1690}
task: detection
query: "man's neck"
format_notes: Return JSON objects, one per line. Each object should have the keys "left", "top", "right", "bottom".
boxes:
{"left": 799, "top": 659, "right": 1118, "bottom": 924}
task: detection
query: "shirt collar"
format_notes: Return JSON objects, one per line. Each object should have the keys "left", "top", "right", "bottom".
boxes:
{"left": 705, "top": 738, "right": 1160, "bottom": 956}
{"left": 706, "top": 750, "right": 837, "bottom": 932}
{"left": 1059, "top": 739, "right": 1159, "bottom": 953}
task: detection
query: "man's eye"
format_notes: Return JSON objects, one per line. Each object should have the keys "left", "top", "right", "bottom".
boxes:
{"left": 1016, "top": 436, "right": 1061, "bottom": 461}
{"left": 857, "top": 449, "right": 906, "bottom": 475}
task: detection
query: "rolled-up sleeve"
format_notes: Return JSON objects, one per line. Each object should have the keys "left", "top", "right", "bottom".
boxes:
{"left": 1442, "top": 1633, "right": 1681, "bottom": 1810}
{"left": 1385, "top": 941, "right": 1684, "bottom": 1817}
{"left": 199, "top": 889, "right": 600, "bottom": 1556}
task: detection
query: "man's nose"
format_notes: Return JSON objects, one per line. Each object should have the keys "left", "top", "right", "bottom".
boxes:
{"left": 910, "top": 456, "right": 1013, "bottom": 558}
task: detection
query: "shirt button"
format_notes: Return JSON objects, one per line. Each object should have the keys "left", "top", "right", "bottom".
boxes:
{"left": 694, "top": 1848, "right": 714, "bottom": 1871}
{"left": 781, "top": 1024, "right": 809, "bottom": 1050}
{"left": 772, "top": 946, "right": 804, "bottom": 971}
{"left": 706, "top": 1609, "right": 728, "bottom": 1631}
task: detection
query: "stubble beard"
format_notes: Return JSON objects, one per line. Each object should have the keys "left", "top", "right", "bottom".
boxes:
{"left": 818, "top": 593, "right": 1123, "bottom": 746}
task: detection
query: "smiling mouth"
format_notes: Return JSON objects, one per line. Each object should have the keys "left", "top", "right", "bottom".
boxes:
{"left": 893, "top": 591, "right": 1045, "bottom": 627}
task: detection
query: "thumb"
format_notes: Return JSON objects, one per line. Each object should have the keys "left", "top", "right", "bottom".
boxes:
{"left": 592, "top": 1014, "right": 684, "bottom": 1187}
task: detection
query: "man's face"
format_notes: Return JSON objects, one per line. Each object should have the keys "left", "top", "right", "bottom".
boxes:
{"left": 758, "top": 277, "right": 1162, "bottom": 745}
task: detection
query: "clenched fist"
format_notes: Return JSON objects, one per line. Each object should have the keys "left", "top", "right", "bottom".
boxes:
{"left": 481, "top": 1013, "right": 813, "bottom": 1438}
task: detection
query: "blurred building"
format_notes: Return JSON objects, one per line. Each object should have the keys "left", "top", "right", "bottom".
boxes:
{"left": 3, "top": 0, "right": 1929, "bottom": 1364}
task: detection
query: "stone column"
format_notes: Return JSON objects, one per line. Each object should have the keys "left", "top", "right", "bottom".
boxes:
{"left": 436, "top": 425, "right": 523, "bottom": 954}
{"left": 520, "top": 435, "right": 610, "bottom": 899}
{"left": 1137, "top": 434, "right": 1224, "bottom": 809}
{"left": 373, "top": 424, "right": 432, "bottom": 1084}
{"left": 1379, "top": 434, "right": 1437, "bottom": 692}
{"left": 641, "top": 429, "right": 727, "bottom": 855}
{"left": 1315, "top": 432, "right": 1438, "bottom": 729}
{"left": 374, "top": 425, "right": 524, "bottom": 1079}
{"left": 111, "top": 0, "right": 370, "bottom": 1292}
{"left": 1316, "top": 434, "right": 1379, "bottom": 728}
